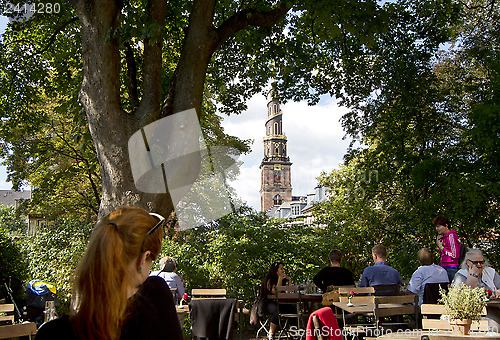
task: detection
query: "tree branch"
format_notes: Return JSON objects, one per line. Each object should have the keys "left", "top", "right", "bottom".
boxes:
{"left": 214, "top": 2, "right": 291, "bottom": 51}
{"left": 137, "top": 0, "right": 167, "bottom": 122}
{"left": 124, "top": 42, "right": 139, "bottom": 109}
{"left": 36, "top": 17, "right": 79, "bottom": 55}
{"left": 161, "top": 68, "right": 177, "bottom": 117}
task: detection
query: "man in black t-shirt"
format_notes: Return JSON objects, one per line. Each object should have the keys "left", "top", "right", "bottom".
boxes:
{"left": 313, "top": 249, "right": 355, "bottom": 293}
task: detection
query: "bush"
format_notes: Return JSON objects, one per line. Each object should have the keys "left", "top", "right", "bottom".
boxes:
{"left": 20, "top": 218, "right": 92, "bottom": 315}
{"left": 0, "top": 227, "right": 27, "bottom": 304}
{"left": 159, "top": 207, "right": 330, "bottom": 308}
{"left": 0, "top": 205, "right": 27, "bottom": 237}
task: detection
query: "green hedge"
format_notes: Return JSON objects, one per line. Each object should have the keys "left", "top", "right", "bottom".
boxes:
{"left": 21, "top": 219, "right": 93, "bottom": 314}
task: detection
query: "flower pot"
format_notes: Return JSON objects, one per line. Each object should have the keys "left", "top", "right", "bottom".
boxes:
{"left": 449, "top": 318, "right": 472, "bottom": 335}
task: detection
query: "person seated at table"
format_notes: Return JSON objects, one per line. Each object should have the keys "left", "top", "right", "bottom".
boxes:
{"left": 313, "top": 249, "right": 355, "bottom": 293}
{"left": 360, "top": 244, "right": 402, "bottom": 290}
{"left": 35, "top": 207, "right": 183, "bottom": 340}
{"left": 453, "top": 248, "right": 500, "bottom": 329}
{"left": 407, "top": 248, "right": 449, "bottom": 306}
{"left": 256, "top": 261, "right": 294, "bottom": 340}
{"left": 150, "top": 256, "right": 185, "bottom": 302}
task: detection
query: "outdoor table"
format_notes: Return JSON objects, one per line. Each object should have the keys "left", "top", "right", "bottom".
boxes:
{"left": 332, "top": 301, "right": 412, "bottom": 315}
{"left": 176, "top": 305, "right": 189, "bottom": 327}
{"left": 375, "top": 329, "right": 500, "bottom": 339}
{"left": 332, "top": 297, "right": 418, "bottom": 335}
{"left": 269, "top": 293, "right": 323, "bottom": 314}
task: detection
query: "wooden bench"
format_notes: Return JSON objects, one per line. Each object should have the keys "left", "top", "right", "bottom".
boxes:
{"left": 0, "top": 322, "right": 37, "bottom": 339}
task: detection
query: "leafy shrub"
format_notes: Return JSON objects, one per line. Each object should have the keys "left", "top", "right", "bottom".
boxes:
{"left": 159, "top": 207, "right": 331, "bottom": 308}
{"left": 0, "top": 227, "right": 27, "bottom": 303}
{"left": 20, "top": 218, "right": 92, "bottom": 314}
{"left": 0, "top": 205, "right": 27, "bottom": 236}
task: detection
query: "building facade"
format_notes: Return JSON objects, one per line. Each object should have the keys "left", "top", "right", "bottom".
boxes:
{"left": 260, "top": 92, "right": 292, "bottom": 212}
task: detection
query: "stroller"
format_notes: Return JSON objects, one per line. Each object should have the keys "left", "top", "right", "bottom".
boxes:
{"left": 25, "top": 280, "right": 60, "bottom": 326}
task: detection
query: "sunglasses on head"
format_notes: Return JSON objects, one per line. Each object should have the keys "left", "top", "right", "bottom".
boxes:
{"left": 140, "top": 212, "right": 166, "bottom": 252}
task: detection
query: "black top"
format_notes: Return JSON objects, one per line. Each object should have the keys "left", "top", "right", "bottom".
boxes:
{"left": 313, "top": 266, "right": 355, "bottom": 293}
{"left": 35, "top": 276, "right": 183, "bottom": 340}
{"left": 190, "top": 298, "right": 237, "bottom": 340}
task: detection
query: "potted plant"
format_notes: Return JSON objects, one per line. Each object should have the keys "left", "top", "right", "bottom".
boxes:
{"left": 439, "top": 285, "right": 488, "bottom": 335}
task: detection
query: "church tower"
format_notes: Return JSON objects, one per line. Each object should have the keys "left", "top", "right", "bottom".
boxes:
{"left": 260, "top": 88, "right": 292, "bottom": 212}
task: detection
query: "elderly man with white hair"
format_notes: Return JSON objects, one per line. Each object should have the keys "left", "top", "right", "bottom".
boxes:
{"left": 453, "top": 248, "right": 500, "bottom": 331}
{"left": 150, "top": 256, "right": 185, "bottom": 302}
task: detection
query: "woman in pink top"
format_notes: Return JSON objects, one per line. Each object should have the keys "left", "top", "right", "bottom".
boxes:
{"left": 433, "top": 215, "right": 461, "bottom": 282}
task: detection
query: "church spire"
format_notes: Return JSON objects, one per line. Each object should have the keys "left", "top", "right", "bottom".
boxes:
{"left": 260, "top": 83, "right": 292, "bottom": 212}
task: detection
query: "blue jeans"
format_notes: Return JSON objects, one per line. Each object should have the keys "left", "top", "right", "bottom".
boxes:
{"left": 444, "top": 266, "right": 458, "bottom": 283}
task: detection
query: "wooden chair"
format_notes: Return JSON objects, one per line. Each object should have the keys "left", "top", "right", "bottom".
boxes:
{"left": 0, "top": 322, "right": 37, "bottom": 339}
{"left": 340, "top": 294, "right": 418, "bottom": 340}
{"left": 274, "top": 285, "right": 307, "bottom": 339}
{"left": 308, "top": 307, "right": 341, "bottom": 340}
{"left": 252, "top": 285, "right": 271, "bottom": 339}
{"left": 372, "top": 284, "right": 400, "bottom": 296}
{"left": 374, "top": 294, "right": 419, "bottom": 329}
{"left": 189, "top": 298, "right": 237, "bottom": 340}
{"left": 0, "top": 300, "right": 37, "bottom": 339}
{"left": 422, "top": 282, "right": 449, "bottom": 304}
{"left": 191, "top": 288, "right": 248, "bottom": 337}
{"left": 421, "top": 304, "right": 488, "bottom": 332}
{"left": 191, "top": 288, "right": 227, "bottom": 299}
{"left": 0, "top": 304, "right": 15, "bottom": 325}
{"left": 312, "top": 315, "right": 324, "bottom": 340}
{"left": 338, "top": 286, "right": 375, "bottom": 297}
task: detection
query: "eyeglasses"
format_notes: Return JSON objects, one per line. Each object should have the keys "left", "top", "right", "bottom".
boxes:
{"left": 140, "top": 213, "right": 166, "bottom": 252}
{"left": 467, "top": 259, "right": 485, "bottom": 265}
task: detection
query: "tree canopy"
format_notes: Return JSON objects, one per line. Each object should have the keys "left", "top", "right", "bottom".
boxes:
{"left": 314, "top": 0, "right": 500, "bottom": 269}
{"left": 0, "top": 0, "right": 424, "bottom": 218}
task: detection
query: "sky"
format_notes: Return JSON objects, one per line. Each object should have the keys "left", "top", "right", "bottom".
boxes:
{"left": 0, "top": 15, "right": 352, "bottom": 210}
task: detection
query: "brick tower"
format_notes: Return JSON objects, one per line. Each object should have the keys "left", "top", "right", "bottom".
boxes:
{"left": 260, "top": 88, "right": 292, "bottom": 212}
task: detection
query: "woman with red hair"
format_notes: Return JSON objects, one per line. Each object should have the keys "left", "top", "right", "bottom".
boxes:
{"left": 36, "top": 206, "right": 182, "bottom": 340}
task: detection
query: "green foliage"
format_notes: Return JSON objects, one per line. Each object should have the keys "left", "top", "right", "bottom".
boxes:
{"left": 20, "top": 218, "right": 93, "bottom": 314}
{"left": 159, "top": 207, "right": 333, "bottom": 307}
{"left": 440, "top": 285, "right": 488, "bottom": 320}
{"left": 0, "top": 227, "right": 27, "bottom": 303}
{"left": 315, "top": 0, "right": 499, "bottom": 276}
{"left": 0, "top": 205, "right": 26, "bottom": 236}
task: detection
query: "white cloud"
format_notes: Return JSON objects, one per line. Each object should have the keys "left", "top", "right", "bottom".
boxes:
{"left": 222, "top": 93, "right": 351, "bottom": 211}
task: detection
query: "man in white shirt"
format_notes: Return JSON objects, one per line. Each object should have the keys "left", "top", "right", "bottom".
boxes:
{"left": 407, "top": 248, "right": 449, "bottom": 306}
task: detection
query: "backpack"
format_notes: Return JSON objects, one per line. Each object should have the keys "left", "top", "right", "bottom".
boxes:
{"left": 458, "top": 242, "right": 468, "bottom": 266}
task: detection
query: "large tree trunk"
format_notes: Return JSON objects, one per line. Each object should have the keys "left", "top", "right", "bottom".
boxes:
{"left": 69, "top": 0, "right": 290, "bottom": 218}
{"left": 70, "top": 0, "right": 173, "bottom": 218}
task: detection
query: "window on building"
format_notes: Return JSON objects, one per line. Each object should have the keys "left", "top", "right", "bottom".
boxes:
{"left": 274, "top": 122, "right": 278, "bottom": 135}
{"left": 291, "top": 205, "right": 301, "bottom": 216}
{"left": 273, "top": 194, "right": 282, "bottom": 206}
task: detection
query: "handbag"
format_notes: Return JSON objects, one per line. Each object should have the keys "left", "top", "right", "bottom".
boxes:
{"left": 321, "top": 289, "right": 340, "bottom": 305}
{"left": 250, "top": 302, "right": 259, "bottom": 326}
